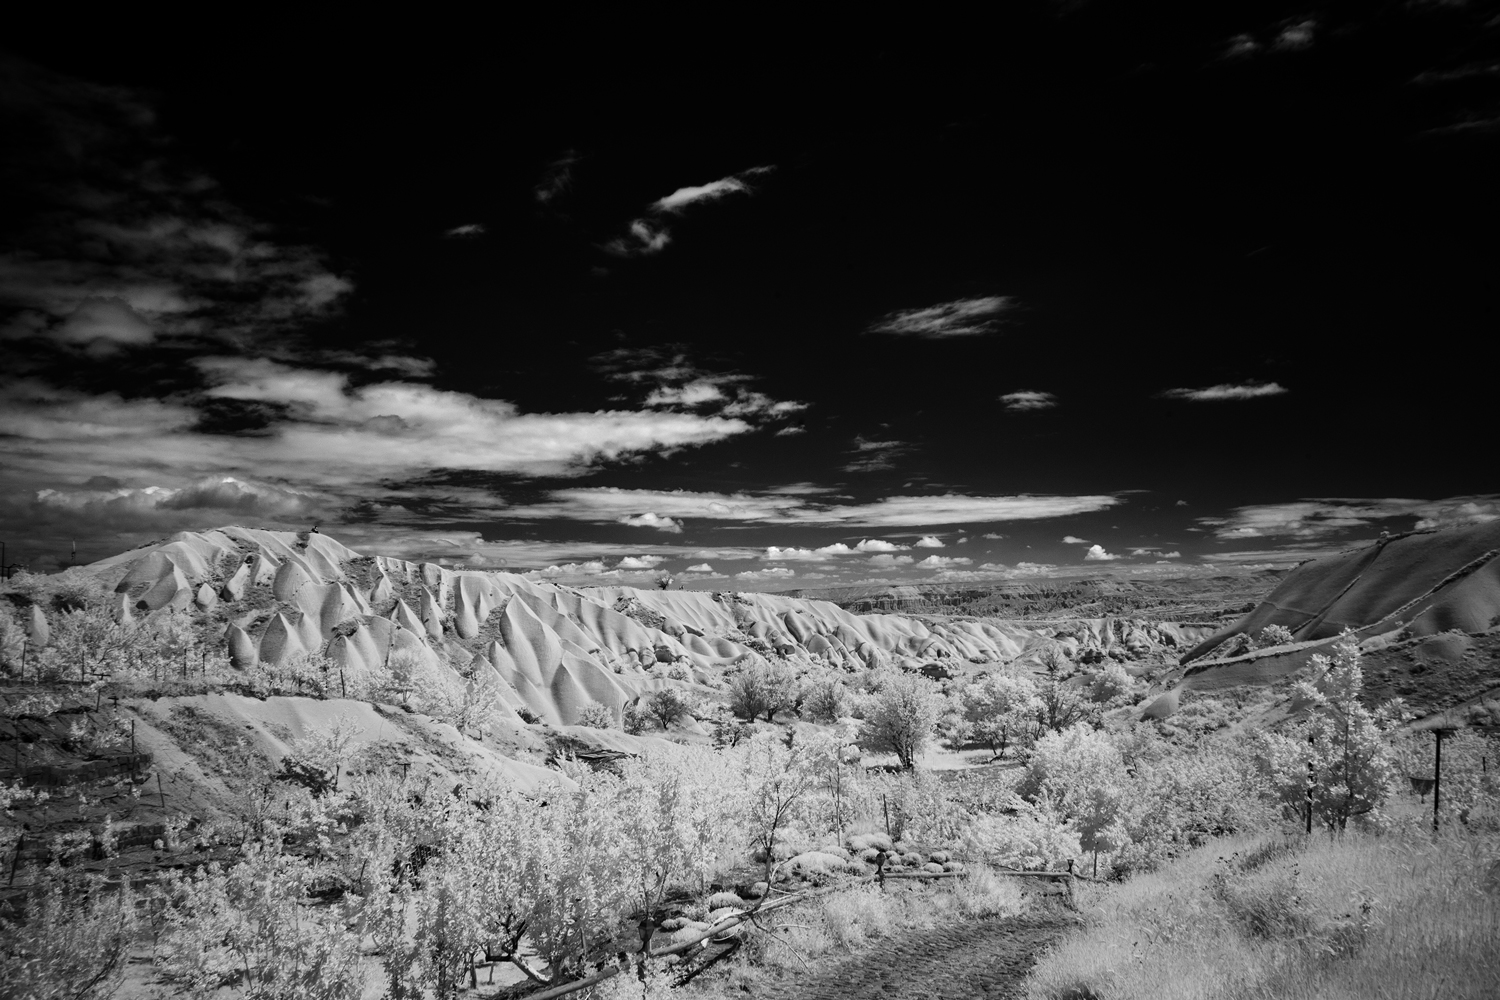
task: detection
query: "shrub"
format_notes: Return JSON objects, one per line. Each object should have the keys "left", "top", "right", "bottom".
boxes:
{"left": 575, "top": 700, "right": 616, "bottom": 729}
{"left": 1257, "top": 623, "right": 1296, "bottom": 647}
{"left": 623, "top": 702, "right": 651, "bottom": 734}
{"left": 801, "top": 676, "right": 851, "bottom": 722}
{"left": 1085, "top": 662, "right": 1142, "bottom": 705}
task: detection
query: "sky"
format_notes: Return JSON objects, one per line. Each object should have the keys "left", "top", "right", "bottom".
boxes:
{"left": 2, "top": 7, "right": 1498, "bottom": 589}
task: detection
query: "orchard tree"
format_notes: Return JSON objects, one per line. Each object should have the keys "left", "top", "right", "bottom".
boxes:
{"left": 963, "top": 672, "right": 1043, "bottom": 760}
{"left": 857, "top": 671, "right": 941, "bottom": 769}
{"left": 728, "top": 658, "right": 797, "bottom": 721}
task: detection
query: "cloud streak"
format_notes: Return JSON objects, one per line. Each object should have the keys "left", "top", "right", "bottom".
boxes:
{"left": 999, "top": 390, "right": 1057, "bottom": 411}
{"left": 1159, "top": 382, "right": 1288, "bottom": 402}
{"left": 867, "top": 296, "right": 1013, "bottom": 338}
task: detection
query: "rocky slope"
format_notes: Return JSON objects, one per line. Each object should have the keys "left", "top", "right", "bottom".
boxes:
{"left": 75, "top": 526, "right": 1205, "bottom": 730}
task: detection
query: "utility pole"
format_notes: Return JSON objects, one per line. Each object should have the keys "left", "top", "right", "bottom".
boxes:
{"left": 1433, "top": 729, "right": 1444, "bottom": 833}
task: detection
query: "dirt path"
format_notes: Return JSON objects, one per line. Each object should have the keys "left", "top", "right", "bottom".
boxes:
{"left": 753, "top": 908, "right": 1077, "bottom": 1000}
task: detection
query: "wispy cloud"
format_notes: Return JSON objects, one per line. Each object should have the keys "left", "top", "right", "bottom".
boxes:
{"left": 0, "top": 60, "right": 351, "bottom": 357}
{"left": 999, "top": 390, "right": 1057, "bottom": 411}
{"left": 843, "top": 436, "right": 909, "bottom": 473}
{"left": 601, "top": 166, "right": 772, "bottom": 257}
{"left": 1159, "top": 382, "right": 1289, "bottom": 402}
{"left": 534, "top": 151, "right": 580, "bottom": 206}
{"left": 501, "top": 489, "right": 1122, "bottom": 530}
{"left": 867, "top": 296, "right": 1013, "bottom": 338}
{"left": 602, "top": 218, "right": 672, "bottom": 257}
{"left": 1275, "top": 19, "right": 1316, "bottom": 51}
{"left": 648, "top": 166, "right": 773, "bottom": 214}
{"left": 444, "top": 224, "right": 485, "bottom": 238}
{"left": 1200, "top": 496, "right": 1500, "bottom": 540}
{"left": 1062, "top": 535, "right": 1090, "bottom": 544}
{"left": 869, "top": 553, "right": 915, "bottom": 567}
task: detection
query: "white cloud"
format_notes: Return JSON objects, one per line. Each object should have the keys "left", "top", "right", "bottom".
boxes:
{"left": 650, "top": 177, "right": 750, "bottom": 213}
{"left": 1160, "top": 551, "right": 1182, "bottom": 558}
{"left": 618, "top": 512, "right": 683, "bottom": 533}
{"left": 1062, "top": 535, "right": 1090, "bottom": 544}
{"left": 917, "top": 555, "right": 972, "bottom": 568}
{"left": 1084, "top": 544, "right": 1120, "bottom": 561}
{"left": 853, "top": 538, "right": 907, "bottom": 552}
{"left": 914, "top": 535, "right": 945, "bottom": 548}
{"left": 956, "top": 536, "right": 968, "bottom": 544}
{"left": 444, "top": 224, "right": 485, "bottom": 238}
{"left": 869, "top": 554, "right": 915, "bottom": 567}
{"left": 617, "top": 555, "right": 665, "bottom": 569}
{"left": 982, "top": 532, "right": 1006, "bottom": 540}
{"left": 868, "top": 296, "right": 1013, "bottom": 338}
{"left": 683, "top": 563, "right": 717, "bottom": 573}
{"left": 999, "top": 390, "right": 1057, "bottom": 411}
{"left": 644, "top": 380, "right": 727, "bottom": 408}
{"left": 736, "top": 567, "right": 796, "bottom": 580}
{"left": 1158, "top": 382, "right": 1289, "bottom": 402}
{"left": 775, "top": 426, "right": 806, "bottom": 436}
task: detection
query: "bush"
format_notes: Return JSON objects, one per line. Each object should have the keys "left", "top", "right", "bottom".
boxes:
{"left": 801, "top": 675, "right": 851, "bottom": 722}
{"left": 575, "top": 700, "right": 616, "bottom": 729}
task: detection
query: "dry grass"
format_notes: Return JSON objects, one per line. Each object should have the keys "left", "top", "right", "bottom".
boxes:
{"left": 1025, "top": 825, "right": 1500, "bottom": 1000}
{"left": 716, "top": 870, "right": 1027, "bottom": 989}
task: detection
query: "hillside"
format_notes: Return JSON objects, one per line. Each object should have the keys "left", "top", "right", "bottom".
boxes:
{"left": 1143, "top": 521, "right": 1500, "bottom": 729}
{"left": 66, "top": 526, "right": 1206, "bottom": 729}
{"left": 784, "top": 573, "right": 1284, "bottom": 623}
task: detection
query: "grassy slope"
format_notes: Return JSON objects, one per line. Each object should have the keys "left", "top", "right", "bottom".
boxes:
{"left": 1025, "top": 806, "right": 1500, "bottom": 1000}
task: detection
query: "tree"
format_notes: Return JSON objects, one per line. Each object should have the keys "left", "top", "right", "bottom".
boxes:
{"left": 962, "top": 672, "right": 1043, "bottom": 761}
{"left": 287, "top": 712, "right": 364, "bottom": 791}
{"left": 1035, "top": 678, "right": 1100, "bottom": 735}
{"left": 857, "top": 671, "right": 941, "bottom": 770}
{"left": 644, "top": 688, "right": 688, "bottom": 729}
{"left": 727, "top": 659, "right": 797, "bottom": 722}
{"left": 1258, "top": 631, "right": 1402, "bottom": 831}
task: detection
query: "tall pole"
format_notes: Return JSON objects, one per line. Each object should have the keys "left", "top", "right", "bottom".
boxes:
{"left": 1305, "top": 736, "right": 1315, "bottom": 834}
{"left": 1433, "top": 730, "right": 1444, "bottom": 833}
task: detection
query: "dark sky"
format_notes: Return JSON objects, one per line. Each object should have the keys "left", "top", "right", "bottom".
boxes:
{"left": 2, "top": 6, "right": 1497, "bottom": 585}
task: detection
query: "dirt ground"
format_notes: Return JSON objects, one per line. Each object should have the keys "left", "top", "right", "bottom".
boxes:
{"left": 750, "top": 904, "right": 1078, "bottom": 1000}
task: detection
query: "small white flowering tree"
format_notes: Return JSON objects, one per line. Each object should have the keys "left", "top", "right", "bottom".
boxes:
{"left": 1258, "top": 631, "right": 1403, "bottom": 831}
